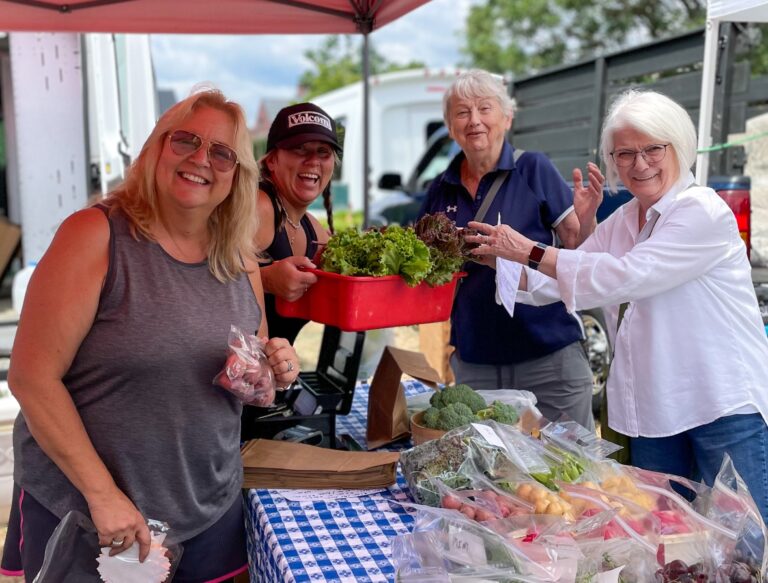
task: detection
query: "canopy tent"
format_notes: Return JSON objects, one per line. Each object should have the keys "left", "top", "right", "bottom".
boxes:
{"left": 697, "top": 0, "right": 768, "bottom": 184}
{"left": 0, "top": 0, "right": 429, "bottom": 34}
{"left": 0, "top": 0, "right": 433, "bottom": 225}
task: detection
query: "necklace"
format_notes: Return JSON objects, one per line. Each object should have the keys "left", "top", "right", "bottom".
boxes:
{"left": 283, "top": 213, "right": 301, "bottom": 249}
{"left": 284, "top": 214, "right": 301, "bottom": 230}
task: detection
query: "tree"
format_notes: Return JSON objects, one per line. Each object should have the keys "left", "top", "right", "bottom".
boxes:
{"left": 463, "top": 0, "right": 707, "bottom": 76}
{"left": 299, "top": 35, "right": 425, "bottom": 99}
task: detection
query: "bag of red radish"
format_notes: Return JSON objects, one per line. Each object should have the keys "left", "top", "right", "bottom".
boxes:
{"left": 213, "top": 325, "right": 276, "bottom": 406}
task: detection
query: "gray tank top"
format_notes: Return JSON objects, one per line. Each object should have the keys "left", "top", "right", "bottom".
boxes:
{"left": 13, "top": 207, "right": 261, "bottom": 541}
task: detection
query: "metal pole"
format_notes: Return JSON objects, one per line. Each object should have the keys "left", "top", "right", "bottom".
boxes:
{"left": 696, "top": 18, "right": 721, "bottom": 185}
{"left": 362, "top": 31, "right": 370, "bottom": 228}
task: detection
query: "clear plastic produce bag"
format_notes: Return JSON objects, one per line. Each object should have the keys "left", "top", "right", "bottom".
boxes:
{"left": 698, "top": 454, "right": 768, "bottom": 581}
{"left": 391, "top": 504, "right": 554, "bottom": 582}
{"left": 399, "top": 422, "right": 518, "bottom": 506}
{"left": 213, "top": 324, "right": 276, "bottom": 405}
{"left": 33, "top": 512, "right": 182, "bottom": 583}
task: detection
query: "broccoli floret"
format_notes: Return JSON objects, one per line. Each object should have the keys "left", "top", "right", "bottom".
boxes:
{"left": 429, "top": 384, "right": 487, "bottom": 413}
{"left": 476, "top": 400, "right": 519, "bottom": 425}
{"left": 422, "top": 407, "right": 440, "bottom": 429}
{"left": 432, "top": 403, "right": 476, "bottom": 431}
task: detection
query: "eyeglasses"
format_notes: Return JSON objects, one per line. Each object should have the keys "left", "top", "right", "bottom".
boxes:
{"left": 610, "top": 143, "right": 670, "bottom": 167}
{"left": 168, "top": 130, "right": 239, "bottom": 172}
{"left": 286, "top": 144, "right": 335, "bottom": 161}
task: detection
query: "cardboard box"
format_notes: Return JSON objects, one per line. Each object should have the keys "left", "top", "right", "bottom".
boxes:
{"left": 0, "top": 219, "right": 20, "bottom": 283}
{"left": 366, "top": 346, "right": 441, "bottom": 449}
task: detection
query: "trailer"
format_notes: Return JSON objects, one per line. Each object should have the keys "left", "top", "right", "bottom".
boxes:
{"left": 0, "top": 32, "right": 158, "bottom": 266}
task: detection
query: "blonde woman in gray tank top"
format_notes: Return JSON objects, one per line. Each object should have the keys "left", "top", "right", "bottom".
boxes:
{"left": 1, "top": 88, "right": 300, "bottom": 582}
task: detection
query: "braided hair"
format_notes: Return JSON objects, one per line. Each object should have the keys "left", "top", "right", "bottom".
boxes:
{"left": 322, "top": 184, "right": 334, "bottom": 234}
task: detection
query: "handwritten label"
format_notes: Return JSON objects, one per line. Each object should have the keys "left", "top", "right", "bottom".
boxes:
{"left": 275, "top": 488, "right": 385, "bottom": 502}
{"left": 448, "top": 526, "right": 487, "bottom": 566}
{"left": 471, "top": 423, "right": 507, "bottom": 451}
{"left": 597, "top": 566, "right": 625, "bottom": 583}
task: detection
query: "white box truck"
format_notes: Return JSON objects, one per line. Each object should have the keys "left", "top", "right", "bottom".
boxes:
{"left": 312, "top": 67, "right": 461, "bottom": 211}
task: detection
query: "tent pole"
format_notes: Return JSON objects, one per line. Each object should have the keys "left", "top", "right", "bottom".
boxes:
{"left": 362, "top": 31, "right": 370, "bottom": 228}
{"left": 696, "top": 17, "right": 721, "bottom": 185}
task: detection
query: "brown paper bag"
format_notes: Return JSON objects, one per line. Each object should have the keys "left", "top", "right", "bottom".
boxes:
{"left": 418, "top": 320, "right": 455, "bottom": 384}
{"left": 241, "top": 439, "right": 400, "bottom": 488}
{"left": 366, "top": 346, "right": 440, "bottom": 450}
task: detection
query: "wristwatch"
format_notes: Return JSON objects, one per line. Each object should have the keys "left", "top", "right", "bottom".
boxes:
{"left": 527, "top": 242, "right": 549, "bottom": 270}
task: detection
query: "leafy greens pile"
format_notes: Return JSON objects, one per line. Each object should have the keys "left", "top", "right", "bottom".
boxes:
{"left": 320, "top": 225, "right": 432, "bottom": 286}
{"left": 320, "top": 213, "right": 470, "bottom": 287}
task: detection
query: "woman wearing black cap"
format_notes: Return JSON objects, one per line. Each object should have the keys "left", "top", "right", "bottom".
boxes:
{"left": 255, "top": 102, "right": 342, "bottom": 344}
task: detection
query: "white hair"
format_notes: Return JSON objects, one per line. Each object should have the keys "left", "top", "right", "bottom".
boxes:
{"left": 600, "top": 89, "right": 697, "bottom": 192}
{"left": 443, "top": 69, "right": 517, "bottom": 131}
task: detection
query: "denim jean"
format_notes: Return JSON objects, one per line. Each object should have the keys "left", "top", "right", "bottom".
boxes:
{"left": 631, "top": 413, "right": 768, "bottom": 526}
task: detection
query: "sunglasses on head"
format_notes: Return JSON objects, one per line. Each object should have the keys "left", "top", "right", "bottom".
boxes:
{"left": 168, "top": 130, "right": 239, "bottom": 173}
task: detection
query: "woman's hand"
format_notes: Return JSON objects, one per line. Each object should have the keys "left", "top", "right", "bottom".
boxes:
{"left": 264, "top": 337, "right": 300, "bottom": 389}
{"left": 261, "top": 256, "right": 318, "bottom": 301}
{"left": 88, "top": 487, "right": 151, "bottom": 560}
{"left": 466, "top": 221, "right": 534, "bottom": 264}
{"left": 573, "top": 162, "right": 604, "bottom": 243}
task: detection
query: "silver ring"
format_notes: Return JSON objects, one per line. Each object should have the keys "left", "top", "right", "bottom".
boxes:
{"left": 286, "top": 360, "right": 294, "bottom": 372}
{"left": 111, "top": 538, "right": 125, "bottom": 547}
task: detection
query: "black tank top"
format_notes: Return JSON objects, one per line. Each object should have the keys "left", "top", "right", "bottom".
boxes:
{"left": 261, "top": 181, "right": 319, "bottom": 344}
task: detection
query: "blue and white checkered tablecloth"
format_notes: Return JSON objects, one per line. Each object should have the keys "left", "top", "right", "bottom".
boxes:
{"left": 245, "top": 380, "right": 431, "bottom": 583}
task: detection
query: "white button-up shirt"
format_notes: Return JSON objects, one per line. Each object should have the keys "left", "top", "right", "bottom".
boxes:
{"left": 499, "top": 172, "right": 768, "bottom": 437}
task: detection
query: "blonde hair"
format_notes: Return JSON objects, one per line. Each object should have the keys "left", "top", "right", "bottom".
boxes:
{"left": 600, "top": 89, "right": 696, "bottom": 192}
{"left": 101, "top": 87, "right": 259, "bottom": 282}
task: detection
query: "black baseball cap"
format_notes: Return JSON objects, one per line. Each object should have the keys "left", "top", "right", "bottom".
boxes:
{"left": 266, "top": 102, "right": 342, "bottom": 154}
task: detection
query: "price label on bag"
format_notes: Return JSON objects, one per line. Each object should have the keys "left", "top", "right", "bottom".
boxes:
{"left": 448, "top": 526, "right": 487, "bottom": 566}
{"left": 471, "top": 423, "right": 507, "bottom": 450}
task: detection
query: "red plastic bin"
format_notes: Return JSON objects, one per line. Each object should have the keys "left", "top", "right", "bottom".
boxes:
{"left": 275, "top": 268, "right": 465, "bottom": 332}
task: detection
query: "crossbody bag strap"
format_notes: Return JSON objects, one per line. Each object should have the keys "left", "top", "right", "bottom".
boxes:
{"left": 474, "top": 170, "right": 509, "bottom": 223}
{"left": 473, "top": 149, "right": 525, "bottom": 223}
{"left": 456, "top": 150, "right": 524, "bottom": 299}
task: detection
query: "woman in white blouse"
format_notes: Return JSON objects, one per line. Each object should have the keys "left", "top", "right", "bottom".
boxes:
{"left": 468, "top": 89, "right": 768, "bottom": 523}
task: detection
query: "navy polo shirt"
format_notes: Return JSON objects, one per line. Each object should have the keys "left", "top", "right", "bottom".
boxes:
{"left": 418, "top": 142, "right": 583, "bottom": 365}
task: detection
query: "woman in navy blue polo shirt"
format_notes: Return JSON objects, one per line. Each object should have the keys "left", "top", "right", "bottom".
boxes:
{"left": 417, "top": 69, "right": 603, "bottom": 430}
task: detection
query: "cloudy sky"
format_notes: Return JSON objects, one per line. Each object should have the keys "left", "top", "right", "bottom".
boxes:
{"left": 150, "top": 0, "right": 478, "bottom": 124}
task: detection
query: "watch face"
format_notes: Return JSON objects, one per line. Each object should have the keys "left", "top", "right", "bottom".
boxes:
{"left": 529, "top": 243, "right": 547, "bottom": 264}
